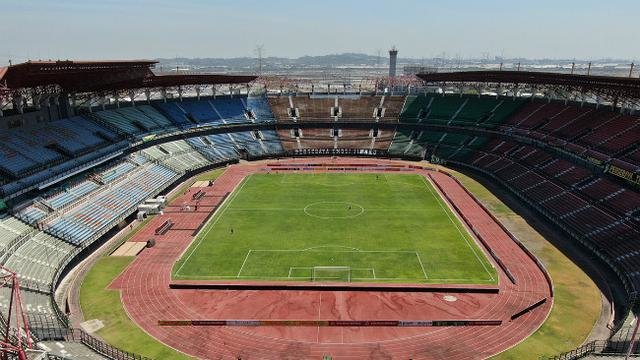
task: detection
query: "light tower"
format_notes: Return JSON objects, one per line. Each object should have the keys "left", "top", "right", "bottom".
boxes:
{"left": 389, "top": 46, "right": 398, "bottom": 78}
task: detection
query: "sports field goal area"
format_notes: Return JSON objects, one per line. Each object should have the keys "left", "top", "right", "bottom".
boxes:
{"left": 237, "top": 248, "right": 428, "bottom": 281}
{"left": 311, "top": 266, "right": 353, "bottom": 282}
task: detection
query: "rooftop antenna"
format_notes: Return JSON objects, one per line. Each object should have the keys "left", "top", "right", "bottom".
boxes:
{"left": 630, "top": 63, "right": 635, "bottom": 78}
{"left": 254, "top": 45, "right": 265, "bottom": 75}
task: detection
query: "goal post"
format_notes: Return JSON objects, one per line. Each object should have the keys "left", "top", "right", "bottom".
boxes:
{"left": 312, "top": 266, "right": 351, "bottom": 282}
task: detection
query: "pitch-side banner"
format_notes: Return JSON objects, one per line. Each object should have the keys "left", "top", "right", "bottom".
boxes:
{"left": 158, "top": 319, "right": 502, "bottom": 327}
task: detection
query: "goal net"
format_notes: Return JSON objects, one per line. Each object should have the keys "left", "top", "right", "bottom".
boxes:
{"left": 312, "top": 266, "right": 351, "bottom": 282}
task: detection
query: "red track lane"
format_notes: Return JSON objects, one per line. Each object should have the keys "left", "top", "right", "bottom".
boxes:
{"left": 112, "top": 158, "right": 553, "bottom": 359}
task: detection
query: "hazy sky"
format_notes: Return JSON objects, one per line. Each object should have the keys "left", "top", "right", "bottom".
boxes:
{"left": 1, "top": 0, "right": 638, "bottom": 64}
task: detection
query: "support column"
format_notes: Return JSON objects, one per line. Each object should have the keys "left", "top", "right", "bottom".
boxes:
{"left": 88, "top": 95, "right": 94, "bottom": 113}
{"left": 212, "top": 85, "right": 217, "bottom": 99}
{"left": 129, "top": 91, "right": 136, "bottom": 107}
{"left": 32, "top": 90, "right": 41, "bottom": 110}
{"left": 14, "top": 94, "right": 24, "bottom": 114}
{"left": 66, "top": 93, "right": 76, "bottom": 117}
{"left": 195, "top": 86, "right": 201, "bottom": 101}
{"left": 0, "top": 97, "right": 3, "bottom": 117}
{"left": 144, "top": 89, "right": 151, "bottom": 104}
{"left": 530, "top": 85, "right": 537, "bottom": 101}
{"left": 177, "top": 87, "right": 183, "bottom": 102}
{"left": 160, "top": 88, "right": 167, "bottom": 103}
{"left": 51, "top": 93, "right": 59, "bottom": 109}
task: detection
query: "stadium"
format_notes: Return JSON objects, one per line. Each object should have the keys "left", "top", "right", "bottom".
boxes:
{"left": 1, "top": 4, "right": 640, "bottom": 359}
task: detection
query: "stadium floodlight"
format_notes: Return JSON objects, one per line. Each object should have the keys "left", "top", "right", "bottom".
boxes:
{"left": 312, "top": 266, "right": 351, "bottom": 282}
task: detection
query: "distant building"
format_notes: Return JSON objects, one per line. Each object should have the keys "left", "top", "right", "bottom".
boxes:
{"left": 403, "top": 65, "right": 438, "bottom": 76}
{"left": 389, "top": 47, "right": 398, "bottom": 78}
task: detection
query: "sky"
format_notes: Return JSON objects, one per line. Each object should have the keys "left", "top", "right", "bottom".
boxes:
{"left": 1, "top": 0, "right": 638, "bottom": 64}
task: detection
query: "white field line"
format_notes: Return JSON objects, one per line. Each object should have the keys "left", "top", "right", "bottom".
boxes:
{"left": 248, "top": 249, "right": 417, "bottom": 253}
{"left": 420, "top": 176, "right": 495, "bottom": 281}
{"left": 229, "top": 208, "right": 304, "bottom": 211}
{"left": 174, "top": 175, "right": 252, "bottom": 276}
{"left": 414, "top": 251, "right": 429, "bottom": 279}
{"left": 236, "top": 250, "right": 253, "bottom": 277}
{"left": 382, "top": 173, "right": 391, "bottom": 188}
{"left": 227, "top": 208, "right": 432, "bottom": 211}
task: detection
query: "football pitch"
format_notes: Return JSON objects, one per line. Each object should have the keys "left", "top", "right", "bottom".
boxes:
{"left": 172, "top": 173, "right": 497, "bottom": 284}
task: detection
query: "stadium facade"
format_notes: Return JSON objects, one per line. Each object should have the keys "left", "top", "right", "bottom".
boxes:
{"left": 0, "top": 60, "right": 639, "bottom": 359}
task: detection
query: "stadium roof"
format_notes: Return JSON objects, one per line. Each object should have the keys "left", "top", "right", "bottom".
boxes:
{"left": 0, "top": 60, "right": 257, "bottom": 93}
{"left": 417, "top": 70, "right": 640, "bottom": 103}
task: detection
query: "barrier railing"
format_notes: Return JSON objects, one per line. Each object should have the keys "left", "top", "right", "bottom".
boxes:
{"left": 549, "top": 341, "right": 599, "bottom": 360}
{"left": 72, "top": 329, "right": 152, "bottom": 360}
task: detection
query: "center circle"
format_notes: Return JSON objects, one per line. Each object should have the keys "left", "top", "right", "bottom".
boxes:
{"left": 303, "top": 201, "right": 365, "bottom": 219}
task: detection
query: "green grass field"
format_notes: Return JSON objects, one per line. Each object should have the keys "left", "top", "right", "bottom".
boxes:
{"left": 80, "top": 257, "right": 192, "bottom": 359}
{"left": 173, "top": 173, "right": 497, "bottom": 284}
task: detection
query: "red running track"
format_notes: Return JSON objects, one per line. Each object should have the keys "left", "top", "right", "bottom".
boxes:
{"left": 112, "top": 158, "right": 553, "bottom": 359}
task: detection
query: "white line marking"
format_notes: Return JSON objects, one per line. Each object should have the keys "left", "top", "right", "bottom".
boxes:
{"left": 248, "top": 249, "right": 417, "bottom": 253}
{"left": 236, "top": 250, "right": 252, "bottom": 278}
{"left": 227, "top": 208, "right": 434, "bottom": 211}
{"left": 301, "top": 245, "right": 361, "bottom": 251}
{"left": 303, "top": 201, "right": 365, "bottom": 219}
{"left": 415, "top": 251, "right": 429, "bottom": 279}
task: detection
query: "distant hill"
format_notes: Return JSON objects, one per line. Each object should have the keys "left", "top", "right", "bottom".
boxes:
{"left": 155, "top": 53, "right": 390, "bottom": 69}
{"left": 154, "top": 53, "right": 636, "bottom": 77}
